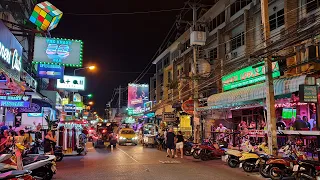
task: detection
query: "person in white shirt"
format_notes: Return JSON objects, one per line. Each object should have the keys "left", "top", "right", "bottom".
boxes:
{"left": 216, "top": 123, "right": 227, "bottom": 141}
{"left": 309, "top": 114, "right": 316, "bottom": 130}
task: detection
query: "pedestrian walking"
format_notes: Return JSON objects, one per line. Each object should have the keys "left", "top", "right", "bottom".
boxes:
{"left": 79, "top": 130, "right": 88, "bottom": 154}
{"left": 166, "top": 127, "right": 175, "bottom": 158}
{"left": 175, "top": 131, "right": 184, "bottom": 159}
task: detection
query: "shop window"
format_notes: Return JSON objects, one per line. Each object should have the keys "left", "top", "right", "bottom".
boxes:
{"left": 269, "top": 9, "right": 284, "bottom": 31}
{"left": 309, "top": 45, "right": 317, "bottom": 59}
{"left": 168, "top": 71, "right": 172, "bottom": 83}
{"left": 230, "top": 0, "right": 252, "bottom": 17}
{"left": 306, "top": 0, "right": 320, "bottom": 13}
{"left": 156, "top": 61, "right": 163, "bottom": 72}
{"left": 163, "top": 56, "right": 170, "bottom": 67}
{"left": 231, "top": 32, "right": 245, "bottom": 51}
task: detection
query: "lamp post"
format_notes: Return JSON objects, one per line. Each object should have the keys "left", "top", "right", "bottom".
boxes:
{"left": 72, "top": 66, "right": 95, "bottom": 119}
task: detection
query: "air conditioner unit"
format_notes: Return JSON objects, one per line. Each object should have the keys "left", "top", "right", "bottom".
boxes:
{"left": 190, "top": 31, "right": 207, "bottom": 46}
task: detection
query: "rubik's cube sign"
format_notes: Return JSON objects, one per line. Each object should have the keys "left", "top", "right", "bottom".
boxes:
{"left": 29, "top": 1, "right": 63, "bottom": 31}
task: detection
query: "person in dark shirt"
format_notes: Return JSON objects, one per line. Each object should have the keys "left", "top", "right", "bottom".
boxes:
{"left": 293, "top": 115, "right": 307, "bottom": 130}
{"left": 166, "top": 127, "right": 175, "bottom": 158}
{"left": 303, "top": 116, "right": 311, "bottom": 130}
{"left": 276, "top": 116, "right": 286, "bottom": 130}
{"left": 175, "top": 131, "right": 184, "bottom": 158}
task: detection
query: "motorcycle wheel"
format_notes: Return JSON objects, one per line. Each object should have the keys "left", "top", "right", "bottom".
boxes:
{"left": 227, "top": 158, "right": 239, "bottom": 168}
{"left": 269, "top": 166, "right": 283, "bottom": 180}
{"left": 200, "top": 151, "right": 209, "bottom": 161}
{"left": 259, "top": 164, "right": 270, "bottom": 178}
{"left": 184, "top": 147, "right": 192, "bottom": 156}
{"left": 242, "top": 161, "right": 254, "bottom": 172}
{"left": 55, "top": 154, "right": 64, "bottom": 162}
{"left": 32, "top": 167, "right": 54, "bottom": 180}
{"left": 192, "top": 150, "right": 201, "bottom": 159}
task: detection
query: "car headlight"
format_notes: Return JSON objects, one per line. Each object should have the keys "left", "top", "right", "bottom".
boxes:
{"left": 132, "top": 137, "right": 138, "bottom": 140}
{"left": 119, "top": 137, "right": 126, "bottom": 140}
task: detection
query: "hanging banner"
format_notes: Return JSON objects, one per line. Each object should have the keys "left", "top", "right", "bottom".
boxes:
{"left": 127, "top": 84, "right": 149, "bottom": 114}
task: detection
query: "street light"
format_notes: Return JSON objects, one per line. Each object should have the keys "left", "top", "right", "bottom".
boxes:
{"left": 88, "top": 101, "right": 94, "bottom": 105}
{"left": 72, "top": 65, "right": 95, "bottom": 119}
{"left": 87, "top": 94, "right": 93, "bottom": 98}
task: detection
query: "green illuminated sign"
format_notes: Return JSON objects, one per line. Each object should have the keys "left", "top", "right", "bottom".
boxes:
{"left": 222, "top": 62, "right": 280, "bottom": 91}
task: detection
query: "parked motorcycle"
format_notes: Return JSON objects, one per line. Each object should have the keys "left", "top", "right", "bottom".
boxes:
{"left": 199, "top": 144, "right": 225, "bottom": 161}
{"left": 0, "top": 143, "right": 57, "bottom": 180}
{"left": 266, "top": 144, "right": 305, "bottom": 180}
{"left": 184, "top": 141, "right": 194, "bottom": 156}
{"left": 191, "top": 144, "right": 201, "bottom": 159}
{"left": 240, "top": 143, "right": 270, "bottom": 173}
{"left": 0, "top": 170, "right": 35, "bottom": 180}
{"left": 293, "top": 160, "right": 320, "bottom": 180}
{"left": 26, "top": 141, "right": 64, "bottom": 162}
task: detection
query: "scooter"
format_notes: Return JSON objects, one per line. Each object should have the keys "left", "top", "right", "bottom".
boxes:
{"left": 0, "top": 170, "right": 35, "bottom": 180}
{"left": 26, "top": 141, "right": 64, "bottom": 162}
{"left": 240, "top": 142, "right": 270, "bottom": 173}
{"left": 184, "top": 141, "right": 194, "bottom": 156}
{"left": 266, "top": 144, "right": 306, "bottom": 180}
{"left": 0, "top": 144, "right": 56, "bottom": 180}
{"left": 199, "top": 144, "right": 225, "bottom": 161}
{"left": 294, "top": 160, "right": 320, "bottom": 179}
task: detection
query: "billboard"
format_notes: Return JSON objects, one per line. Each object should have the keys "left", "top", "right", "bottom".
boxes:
{"left": 57, "top": 75, "right": 85, "bottom": 90}
{"left": 0, "top": 20, "right": 22, "bottom": 81}
{"left": 37, "top": 64, "right": 64, "bottom": 79}
{"left": 128, "top": 84, "right": 149, "bottom": 115}
{"left": 0, "top": 95, "right": 31, "bottom": 108}
{"left": 33, "top": 36, "right": 83, "bottom": 67}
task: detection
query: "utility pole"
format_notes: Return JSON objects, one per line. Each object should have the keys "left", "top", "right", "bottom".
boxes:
{"left": 118, "top": 85, "right": 121, "bottom": 113}
{"left": 190, "top": 2, "right": 200, "bottom": 144}
{"left": 260, "top": 0, "right": 277, "bottom": 155}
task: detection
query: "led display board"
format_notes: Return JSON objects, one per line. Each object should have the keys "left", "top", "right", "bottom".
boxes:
{"left": 33, "top": 36, "right": 83, "bottom": 67}
{"left": 128, "top": 84, "right": 149, "bottom": 115}
{"left": 37, "top": 64, "right": 64, "bottom": 79}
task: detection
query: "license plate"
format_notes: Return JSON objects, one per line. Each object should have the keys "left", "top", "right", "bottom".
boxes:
{"left": 293, "top": 165, "right": 299, "bottom": 172}
{"left": 239, "top": 163, "right": 242, "bottom": 168}
{"left": 256, "top": 160, "right": 260, "bottom": 165}
{"left": 127, "top": 140, "right": 131, "bottom": 142}
{"left": 126, "top": 143, "right": 132, "bottom": 145}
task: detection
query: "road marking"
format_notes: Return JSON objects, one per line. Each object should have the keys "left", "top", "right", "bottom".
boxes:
{"left": 117, "top": 147, "right": 139, "bottom": 163}
{"left": 159, "top": 160, "right": 181, "bottom": 164}
{"left": 117, "top": 147, "right": 150, "bottom": 172}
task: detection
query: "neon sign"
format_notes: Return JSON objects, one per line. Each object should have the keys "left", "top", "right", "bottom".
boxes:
{"left": 222, "top": 62, "right": 280, "bottom": 91}
{"left": 46, "top": 39, "right": 71, "bottom": 63}
{"left": 0, "top": 95, "right": 31, "bottom": 108}
{"left": 0, "top": 38, "right": 21, "bottom": 72}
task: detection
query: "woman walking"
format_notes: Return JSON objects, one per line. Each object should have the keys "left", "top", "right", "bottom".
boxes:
{"left": 175, "top": 131, "right": 184, "bottom": 159}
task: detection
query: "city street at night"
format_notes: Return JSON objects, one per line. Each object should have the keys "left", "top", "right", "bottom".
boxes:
{"left": 55, "top": 143, "right": 263, "bottom": 180}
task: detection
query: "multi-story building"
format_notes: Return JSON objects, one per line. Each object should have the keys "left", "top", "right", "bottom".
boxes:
{"left": 151, "top": 0, "right": 320, "bottom": 139}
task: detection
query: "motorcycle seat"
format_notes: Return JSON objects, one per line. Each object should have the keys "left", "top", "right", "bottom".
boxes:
{"left": 0, "top": 170, "right": 30, "bottom": 180}
{"left": 23, "top": 155, "right": 49, "bottom": 166}
{"left": 301, "top": 160, "right": 320, "bottom": 166}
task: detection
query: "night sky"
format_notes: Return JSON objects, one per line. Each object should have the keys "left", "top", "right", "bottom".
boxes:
{"left": 48, "top": 0, "right": 190, "bottom": 115}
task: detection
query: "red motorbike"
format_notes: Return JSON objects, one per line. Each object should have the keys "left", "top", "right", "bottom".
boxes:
{"left": 199, "top": 140, "right": 225, "bottom": 161}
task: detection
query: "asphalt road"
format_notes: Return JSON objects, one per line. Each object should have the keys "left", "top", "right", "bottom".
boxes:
{"left": 54, "top": 143, "right": 264, "bottom": 180}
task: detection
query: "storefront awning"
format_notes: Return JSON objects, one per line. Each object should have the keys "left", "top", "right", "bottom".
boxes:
{"left": 199, "top": 75, "right": 306, "bottom": 111}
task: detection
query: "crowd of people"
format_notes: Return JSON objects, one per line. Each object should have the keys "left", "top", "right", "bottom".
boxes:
{"left": 276, "top": 114, "right": 316, "bottom": 130}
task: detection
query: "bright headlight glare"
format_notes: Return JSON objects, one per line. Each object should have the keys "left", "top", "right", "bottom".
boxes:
{"left": 133, "top": 137, "right": 138, "bottom": 140}
{"left": 120, "top": 137, "right": 126, "bottom": 140}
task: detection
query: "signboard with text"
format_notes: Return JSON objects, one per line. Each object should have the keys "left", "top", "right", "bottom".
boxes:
{"left": 222, "top": 62, "right": 280, "bottom": 91}
{"left": 57, "top": 75, "right": 85, "bottom": 90}
{"left": 64, "top": 104, "right": 76, "bottom": 112}
{"left": 144, "top": 101, "right": 152, "bottom": 112}
{"left": 299, "top": 85, "right": 318, "bottom": 103}
{"left": 0, "top": 95, "right": 31, "bottom": 108}
{"left": 37, "top": 64, "right": 64, "bottom": 79}
{"left": 0, "top": 20, "right": 22, "bottom": 81}
{"left": 33, "top": 36, "right": 83, "bottom": 67}
{"left": 163, "top": 112, "right": 176, "bottom": 122}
